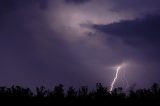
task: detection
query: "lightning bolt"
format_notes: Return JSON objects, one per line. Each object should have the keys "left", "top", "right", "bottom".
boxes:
{"left": 110, "top": 66, "right": 121, "bottom": 92}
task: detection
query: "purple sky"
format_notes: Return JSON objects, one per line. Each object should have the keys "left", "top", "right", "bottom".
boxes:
{"left": 0, "top": 0, "right": 160, "bottom": 90}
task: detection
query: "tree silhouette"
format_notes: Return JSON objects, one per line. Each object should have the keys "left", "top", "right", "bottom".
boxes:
{"left": 67, "top": 86, "right": 77, "bottom": 99}
{"left": 0, "top": 83, "right": 160, "bottom": 105}
{"left": 36, "top": 86, "right": 47, "bottom": 98}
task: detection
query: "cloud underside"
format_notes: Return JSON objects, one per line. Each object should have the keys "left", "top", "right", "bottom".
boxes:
{"left": 92, "top": 14, "right": 160, "bottom": 47}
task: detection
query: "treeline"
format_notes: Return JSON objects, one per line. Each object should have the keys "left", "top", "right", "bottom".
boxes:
{"left": 0, "top": 83, "right": 160, "bottom": 105}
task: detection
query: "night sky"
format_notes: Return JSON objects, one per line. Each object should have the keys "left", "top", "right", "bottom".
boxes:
{"left": 1, "top": 0, "right": 160, "bottom": 90}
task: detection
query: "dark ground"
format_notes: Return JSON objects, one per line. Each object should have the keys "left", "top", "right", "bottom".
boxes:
{"left": 0, "top": 83, "right": 160, "bottom": 105}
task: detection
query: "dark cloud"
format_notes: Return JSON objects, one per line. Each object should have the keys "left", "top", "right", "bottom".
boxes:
{"left": 108, "top": 0, "right": 160, "bottom": 16}
{"left": 65, "top": 0, "right": 91, "bottom": 5}
{"left": 93, "top": 14, "right": 160, "bottom": 47}
{"left": 91, "top": 14, "right": 160, "bottom": 66}
{"left": 0, "top": 0, "right": 47, "bottom": 14}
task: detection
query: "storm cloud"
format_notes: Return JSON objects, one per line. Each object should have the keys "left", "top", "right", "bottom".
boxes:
{"left": 0, "top": 0, "right": 95, "bottom": 88}
{"left": 1, "top": 0, "right": 160, "bottom": 89}
{"left": 93, "top": 14, "right": 160, "bottom": 47}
